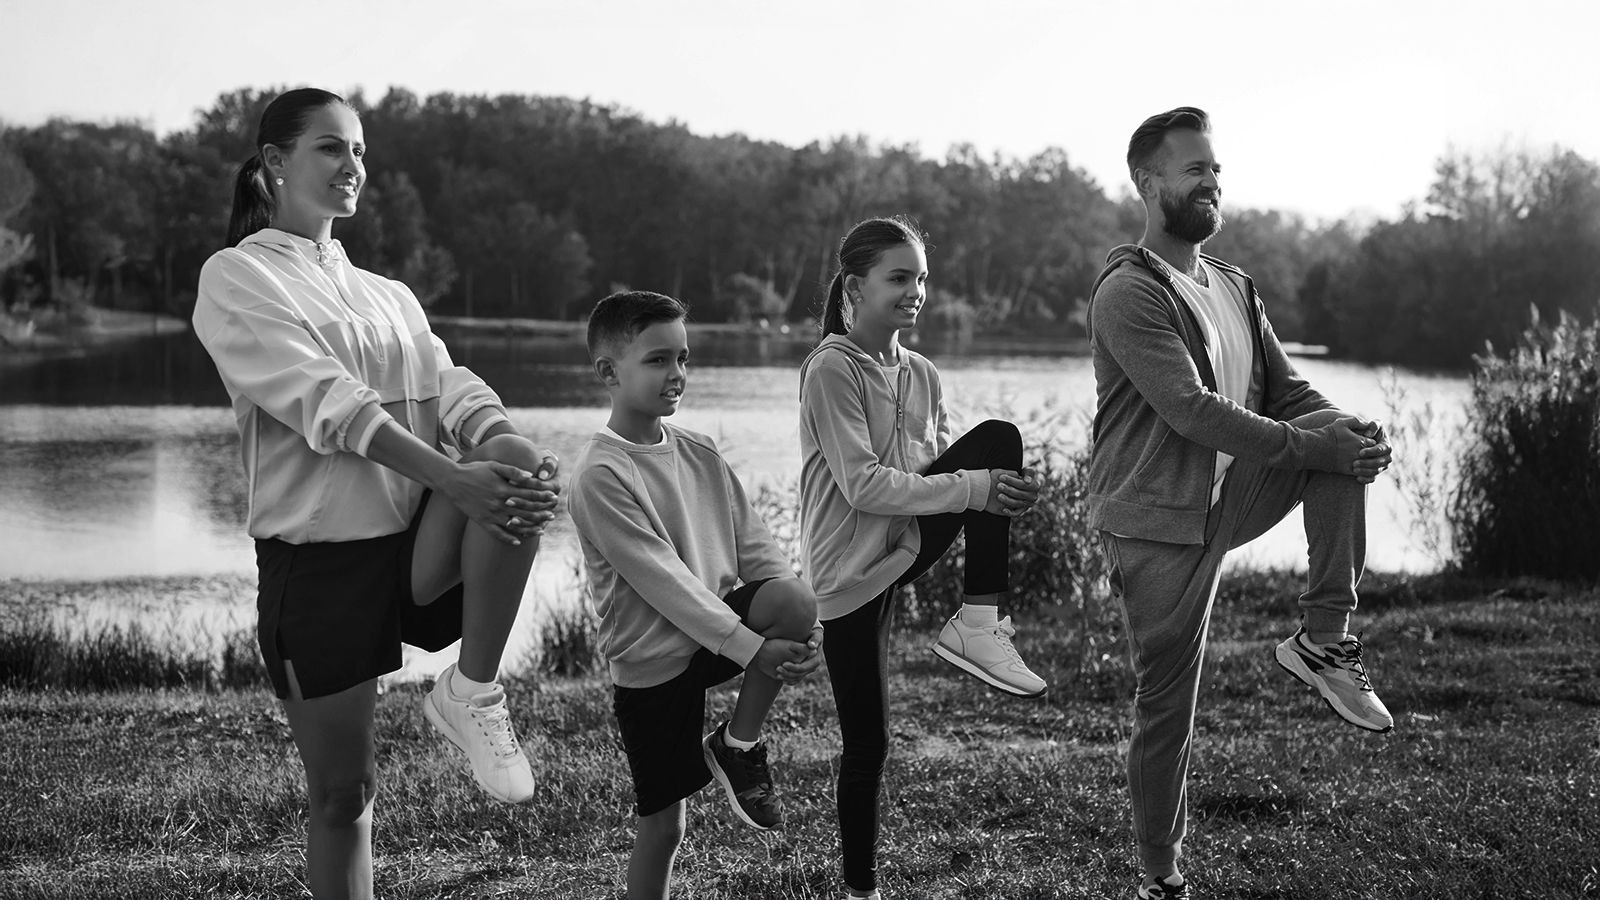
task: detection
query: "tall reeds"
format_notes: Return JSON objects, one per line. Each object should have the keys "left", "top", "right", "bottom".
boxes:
{"left": 1451, "top": 305, "right": 1600, "bottom": 580}
{"left": 0, "top": 615, "right": 266, "bottom": 691}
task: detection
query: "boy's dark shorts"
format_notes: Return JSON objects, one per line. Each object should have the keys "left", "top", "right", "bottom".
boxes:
{"left": 254, "top": 490, "right": 465, "bottom": 700}
{"left": 612, "top": 577, "right": 772, "bottom": 818}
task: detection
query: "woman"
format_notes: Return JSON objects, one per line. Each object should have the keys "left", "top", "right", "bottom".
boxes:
{"left": 193, "top": 88, "right": 555, "bottom": 899}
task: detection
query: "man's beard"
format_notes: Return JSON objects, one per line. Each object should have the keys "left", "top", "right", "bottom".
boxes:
{"left": 1158, "top": 186, "right": 1224, "bottom": 245}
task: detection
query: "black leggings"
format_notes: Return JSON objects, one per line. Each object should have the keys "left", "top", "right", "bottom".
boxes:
{"left": 822, "top": 419, "right": 1023, "bottom": 891}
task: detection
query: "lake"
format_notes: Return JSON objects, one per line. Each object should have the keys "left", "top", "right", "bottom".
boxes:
{"left": 0, "top": 326, "right": 1470, "bottom": 674}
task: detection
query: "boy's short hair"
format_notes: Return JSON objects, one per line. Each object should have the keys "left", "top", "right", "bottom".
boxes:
{"left": 586, "top": 291, "right": 689, "bottom": 359}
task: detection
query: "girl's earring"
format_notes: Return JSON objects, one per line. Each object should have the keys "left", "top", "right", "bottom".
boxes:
{"left": 275, "top": 176, "right": 284, "bottom": 186}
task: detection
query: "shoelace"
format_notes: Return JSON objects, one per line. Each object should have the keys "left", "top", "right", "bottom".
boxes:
{"left": 472, "top": 702, "right": 522, "bottom": 760}
{"left": 990, "top": 617, "right": 1024, "bottom": 661}
{"left": 1329, "top": 634, "right": 1375, "bottom": 692}
{"left": 729, "top": 741, "right": 775, "bottom": 797}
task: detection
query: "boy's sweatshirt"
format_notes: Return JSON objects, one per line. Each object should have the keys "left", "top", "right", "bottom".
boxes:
{"left": 193, "top": 229, "right": 508, "bottom": 543}
{"left": 797, "top": 335, "right": 991, "bottom": 621}
{"left": 568, "top": 424, "right": 794, "bottom": 689}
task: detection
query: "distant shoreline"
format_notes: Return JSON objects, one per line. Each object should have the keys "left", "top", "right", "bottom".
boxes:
{"left": 0, "top": 308, "right": 189, "bottom": 368}
{"left": 0, "top": 309, "right": 1359, "bottom": 363}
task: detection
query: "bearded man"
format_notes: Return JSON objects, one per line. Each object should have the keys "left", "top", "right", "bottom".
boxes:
{"left": 1086, "top": 107, "right": 1395, "bottom": 900}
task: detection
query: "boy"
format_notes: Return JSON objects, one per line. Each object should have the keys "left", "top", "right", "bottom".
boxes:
{"left": 568, "top": 290, "right": 824, "bottom": 900}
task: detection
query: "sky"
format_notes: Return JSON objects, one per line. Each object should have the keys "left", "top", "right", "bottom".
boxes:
{"left": 2, "top": 0, "right": 1597, "bottom": 222}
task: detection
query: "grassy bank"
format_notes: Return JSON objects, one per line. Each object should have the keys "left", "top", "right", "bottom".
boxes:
{"left": 2, "top": 571, "right": 1598, "bottom": 899}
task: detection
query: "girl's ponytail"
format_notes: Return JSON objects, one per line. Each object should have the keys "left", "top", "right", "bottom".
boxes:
{"left": 821, "top": 270, "right": 851, "bottom": 337}
{"left": 227, "top": 155, "right": 274, "bottom": 248}
{"left": 816, "top": 214, "right": 927, "bottom": 343}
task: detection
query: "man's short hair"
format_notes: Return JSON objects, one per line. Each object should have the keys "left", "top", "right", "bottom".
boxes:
{"left": 1126, "top": 106, "right": 1211, "bottom": 182}
{"left": 585, "top": 290, "right": 689, "bottom": 359}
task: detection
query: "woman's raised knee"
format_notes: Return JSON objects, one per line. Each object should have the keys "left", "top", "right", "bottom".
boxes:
{"left": 470, "top": 432, "right": 541, "bottom": 470}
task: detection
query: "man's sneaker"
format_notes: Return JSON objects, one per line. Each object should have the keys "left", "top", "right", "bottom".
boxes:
{"left": 1275, "top": 626, "right": 1394, "bottom": 733}
{"left": 422, "top": 663, "right": 536, "bottom": 803}
{"left": 1138, "top": 874, "right": 1187, "bottom": 899}
{"left": 702, "top": 722, "right": 782, "bottom": 830}
{"left": 931, "top": 614, "right": 1047, "bottom": 698}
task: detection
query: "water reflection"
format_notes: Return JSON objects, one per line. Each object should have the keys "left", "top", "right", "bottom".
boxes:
{"left": 1, "top": 331, "right": 1469, "bottom": 584}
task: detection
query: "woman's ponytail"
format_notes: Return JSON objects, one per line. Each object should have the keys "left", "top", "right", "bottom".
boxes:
{"left": 226, "top": 155, "right": 274, "bottom": 248}
{"left": 821, "top": 271, "right": 851, "bottom": 337}
{"left": 222, "top": 87, "right": 354, "bottom": 248}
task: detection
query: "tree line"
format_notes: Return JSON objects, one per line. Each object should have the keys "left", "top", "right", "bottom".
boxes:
{"left": 2, "top": 86, "right": 1597, "bottom": 368}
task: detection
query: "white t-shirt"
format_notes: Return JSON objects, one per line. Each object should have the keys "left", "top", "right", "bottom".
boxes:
{"left": 1165, "top": 258, "right": 1254, "bottom": 505}
{"left": 604, "top": 425, "right": 670, "bottom": 446}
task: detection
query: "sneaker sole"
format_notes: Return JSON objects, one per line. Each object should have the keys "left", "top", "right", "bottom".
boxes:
{"left": 423, "top": 692, "right": 534, "bottom": 804}
{"left": 701, "top": 734, "right": 778, "bottom": 831}
{"left": 930, "top": 643, "right": 1047, "bottom": 698}
{"left": 1273, "top": 642, "right": 1393, "bottom": 733}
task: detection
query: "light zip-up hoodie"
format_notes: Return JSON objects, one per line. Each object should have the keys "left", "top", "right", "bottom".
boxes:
{"left": 193, "top": 228, "right": 509, "bottom": 544}
{"left": 798, "top": 335, "right": 991, "bottom": 620}
{"left": 1086, "top": 244, "right": 1341, "bottom": 546}
{"left": 568, "top": 424, "right": 794, "bottom": 688}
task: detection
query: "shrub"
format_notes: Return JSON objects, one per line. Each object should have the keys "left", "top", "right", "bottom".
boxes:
{"left": 1381, "top": 369, "right": 1464, "bottom": 569}
{"left": 0, "top": 615, "right": 270, "bottom": 691}
{"left": 537, "top": 600, "right": 603, "bottom": 678}
{"left": 533, "top": 559, "right": 604, "bottom": 678}
{"left": 1450, "top": 305, "right": 1600, "bottom": 580}
{"left": 219, "top": 626, "right": 270, "bottom": 689}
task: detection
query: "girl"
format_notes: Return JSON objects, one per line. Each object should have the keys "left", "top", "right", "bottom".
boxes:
{"left": 798, "top": 215, "right": 1046, "bottom": 899}
{"left": 193, "top": 88, "right": 557, "bottom": 900}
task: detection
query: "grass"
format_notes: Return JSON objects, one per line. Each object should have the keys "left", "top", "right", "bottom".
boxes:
{"left": 0, "top": 576, "right": 266, "bottom": 691}
{"left": 1, "top": 571, "right": 1598, "bottom": 899}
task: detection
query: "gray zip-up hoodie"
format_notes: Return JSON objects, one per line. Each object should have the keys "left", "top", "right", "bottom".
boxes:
{"left": 798, "top": 335, "right": 991, "bottom": 620}
{"left": 1086, "top": 244, "right": 1341, "bottom": 545}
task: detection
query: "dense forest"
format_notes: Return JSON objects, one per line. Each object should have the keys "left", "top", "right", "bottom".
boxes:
{"left": 2, "top": 86, "right": 1598, "bottom": 368}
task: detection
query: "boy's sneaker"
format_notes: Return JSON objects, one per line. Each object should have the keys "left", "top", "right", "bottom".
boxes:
{"left": 1138, "top": 874, "right": 1187, "bottom": 899}
{"left": 702, "top": 722, "right": 782, "bottom": 830}
{"left": 1275, "top": 626, "right": 1394, "bottom": 733}
{"left": 932, "top": 614, "right": 1047, "bottom": 698}
{"left": 423, "top": 663, "right": 536, "bottom": 803}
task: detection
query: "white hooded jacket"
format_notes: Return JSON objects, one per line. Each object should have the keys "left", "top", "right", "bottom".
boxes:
{"left": 193, "top": 228, "right": 509, "bottom": 543}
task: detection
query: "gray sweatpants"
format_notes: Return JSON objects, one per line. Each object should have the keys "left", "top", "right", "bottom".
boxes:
{"left": 1101, "top": 410, "right": 1367, "bottom": 871}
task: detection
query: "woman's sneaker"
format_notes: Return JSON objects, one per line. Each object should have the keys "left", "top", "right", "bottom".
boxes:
{"left": 1138, "top": 874, "right": 1187, "bottom": 899}
{"left": 702, "top": 722, "right": 783, "bottom": 830}
{"left": 1274, "top": 626, "right": 1394, "bottom": 733}
{"left": 423, "top": 663, "right": 536, "bottom": 803}
{"left": 932, "top": 614, "right": 1047, "bottom": 697}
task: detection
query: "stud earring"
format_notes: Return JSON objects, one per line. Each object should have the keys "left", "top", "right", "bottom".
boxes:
{"left": 275, "top": 176, "right": 284, "bottom": 186}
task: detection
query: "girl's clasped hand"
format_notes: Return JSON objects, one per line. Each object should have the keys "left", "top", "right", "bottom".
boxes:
{"left": 988, "top": 466, "right": 1041, "bottom": 516}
